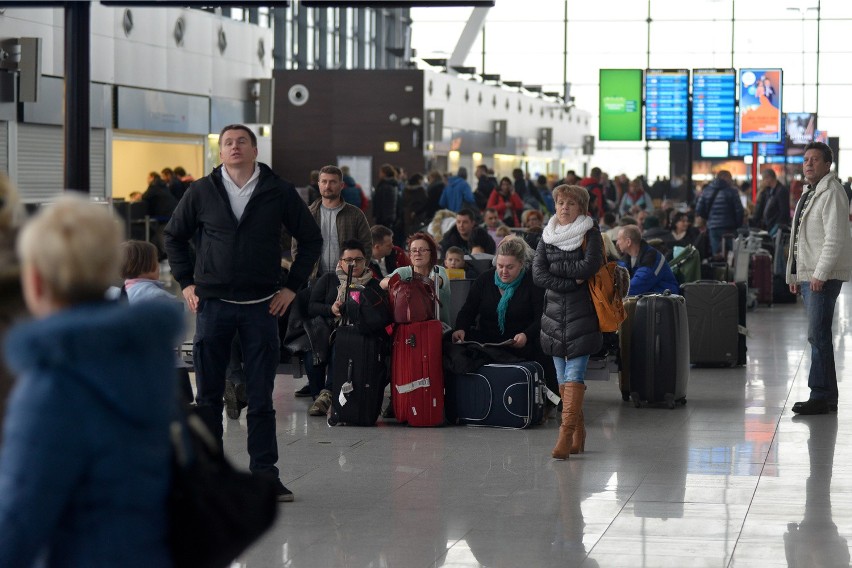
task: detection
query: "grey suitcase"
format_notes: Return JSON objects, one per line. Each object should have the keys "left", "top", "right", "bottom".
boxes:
{"left": 681, "top": 281, "right": 740, "bottom": 367}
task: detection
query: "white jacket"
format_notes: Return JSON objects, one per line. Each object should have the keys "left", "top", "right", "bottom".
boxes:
{"left": 786, "top": 173, "right": 852, "bottom": 284}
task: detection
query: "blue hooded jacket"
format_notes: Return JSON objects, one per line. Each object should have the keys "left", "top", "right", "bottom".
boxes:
{"left": 0, "top": 301, "right": 183, "bottom": 568}
{"left": 438, "top": 175, "right": 475, "bottom": 213}
{"left": 696, "top": 178, "right": 744, "bottom": 230}
{"left": 619, "top": 241, "right": 681, "bottom": 296}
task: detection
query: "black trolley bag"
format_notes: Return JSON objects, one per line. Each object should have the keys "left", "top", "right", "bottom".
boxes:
{"left": 628, "top": 292, "right": 689, "bottom": 409}
{"left": 681, "top": 280, "right": 740, "bottom": 367}
{"left": 328, "top": 267, "right": 391, "bottom": 426}
{"left": 773, "top": 226, "right": 797, "bottom": 303}
{"left": 452, "top": 361, "right": 545, "bottom": 429}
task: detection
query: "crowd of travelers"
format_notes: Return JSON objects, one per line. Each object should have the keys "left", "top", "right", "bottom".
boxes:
{"left": 0, "top": 121, "right": 843, "bottom": 565}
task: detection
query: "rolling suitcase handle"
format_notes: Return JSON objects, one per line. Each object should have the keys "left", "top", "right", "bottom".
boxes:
{"left": 433, "top": 265, "right": 441, "bottom": 320}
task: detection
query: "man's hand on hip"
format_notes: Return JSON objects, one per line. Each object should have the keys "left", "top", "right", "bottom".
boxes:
{"left": 270, "top": 288, "right": 295, "bottom": 316}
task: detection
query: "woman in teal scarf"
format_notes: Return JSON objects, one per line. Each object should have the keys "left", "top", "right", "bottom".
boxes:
{"left": 451, "top": 237, "right": 547, "bottom": 365}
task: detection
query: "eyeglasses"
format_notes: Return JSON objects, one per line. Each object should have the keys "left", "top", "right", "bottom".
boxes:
{"left": 409, "top": 248, "right": 430, "bottom": 254}
{"left": 340, "top": 257, "right": 366, "bottom": 265}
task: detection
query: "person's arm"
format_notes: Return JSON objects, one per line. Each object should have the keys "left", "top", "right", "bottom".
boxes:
{"left": 164, "top": 183, "right": 201, "bottom": 290}
{"left": 486, "top": 191, "right": 499, "bottom": 211}
{"left": 282, "top": 185, "right": 322, "bottom": 293}
{"left": 732, "top": 190, "right": 745, "bottom": 227}
{"left": 812, "top": 188, "right": 850, "bottom": 285}
{"left": 0, "top": 379, "right": 89, "bottom": 566}
{"left": 532, "top": 239, "right": 579, "bottom": 293}
{"left": 549, "top": 230, "right": 603, "bottom": 282}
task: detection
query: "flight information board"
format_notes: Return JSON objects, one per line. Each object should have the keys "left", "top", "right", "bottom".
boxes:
{"left": 600, "top": 69, "right": 643, "bottom": 141}
{"left": 644, "top": 69, "right": 689, "bottom": 141}
{"left": 692, "top": 69, "right": 737, "bottom": 141}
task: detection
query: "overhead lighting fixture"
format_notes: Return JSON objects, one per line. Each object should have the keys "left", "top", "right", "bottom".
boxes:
{"left": 503, "top": 81, "right": 522, "bottom": 88}
{"left": 451, "top": 66, "right": 477, "bottom": 75}
{"left": 524, "top": 85, "right": 542, "bottom": 93}
{"left": 544, "top": 91, "right": 561, "bottom": 99}
{"left": 480, "top": 73, "right": 501, "bottom": 82}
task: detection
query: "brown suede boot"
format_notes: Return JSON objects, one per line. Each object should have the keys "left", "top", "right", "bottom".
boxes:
{"left": 570, "top": 385, "right": 587, "bottom": 454}
{"left": 552, "top": 383, "right": 579, "bottom": 460}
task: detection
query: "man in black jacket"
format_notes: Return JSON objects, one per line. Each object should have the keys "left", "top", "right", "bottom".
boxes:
{"left": 751, "top": 169, "right": 790, "bottom": 231}
{"left": 440, "top": 209, "right": 496, "bottom": 255}
{"left": 164, "top": 124, "right": 322, "bottom": 503}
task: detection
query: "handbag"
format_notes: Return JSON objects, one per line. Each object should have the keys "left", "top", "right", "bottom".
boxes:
{"left": 387, "top": 272, "right": 438, "bottom": 323}
{"left": 343, "top": 283, "right": 392, "bottom": 334}
{"left": 168, "top": 408, "right": 279, "bottom": 568}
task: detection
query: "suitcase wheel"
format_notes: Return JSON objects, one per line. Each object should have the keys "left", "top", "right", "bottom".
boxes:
{"left": 630, "top": 392, "right": 641, "bottom": 408}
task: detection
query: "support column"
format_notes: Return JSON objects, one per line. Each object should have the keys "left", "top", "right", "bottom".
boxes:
{"left": 65, "top": 1, "right": 90, "bottom": 194}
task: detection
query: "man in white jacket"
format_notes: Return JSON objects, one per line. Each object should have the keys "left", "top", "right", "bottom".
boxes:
{"left": 786, "top": 142, "right": 852, "bottom": 415}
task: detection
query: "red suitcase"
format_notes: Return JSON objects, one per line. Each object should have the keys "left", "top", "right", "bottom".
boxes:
{"left": 391, "top": 321, "right": 444, "bottom": 426}
{"left": 748, "top": 250, "right": 773, "bottom": 306}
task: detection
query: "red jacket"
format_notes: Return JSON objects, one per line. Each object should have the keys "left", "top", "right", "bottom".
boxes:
{"left": 579, "top": 177, "right": 605, "bottom": 219}
{"left": 487, "top": 191, "right": 525, "bottom": 227}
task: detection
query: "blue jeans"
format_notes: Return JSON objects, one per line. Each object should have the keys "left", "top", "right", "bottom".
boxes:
{"left": 553, "top": 355, "right": 590, "bottom": 384}
{"left": 194, "top": 299, "right": 280, "bottom": 476}
{"left": 708, "top": 228, "right": 734, "bottom": 256}
{"left": 800, "top": 280, "right": 843, "bottom": 403}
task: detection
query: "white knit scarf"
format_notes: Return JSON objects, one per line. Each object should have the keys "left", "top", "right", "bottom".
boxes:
{"left": 542, "top": 214, "right": 593, "bottom": 252}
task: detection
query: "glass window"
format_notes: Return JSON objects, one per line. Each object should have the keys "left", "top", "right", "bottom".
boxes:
{"left": 651, "top": 0, "right": 732, "bottom": 20}
{"left": 649, "top": 20, "right": 731, "bottom": 59}
{"left": 820, "top": 0, "right": 852, "bottom": 18}
{"left": 818, "top": 52, "right": 852, "bottom": 85}
{"left": 567, "top": 0, "right": 647, "bottom": 21}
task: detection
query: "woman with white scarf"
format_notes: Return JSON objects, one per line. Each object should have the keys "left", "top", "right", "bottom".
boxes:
{"left": 533, "top": 185, "right": 603, "bottom": 460}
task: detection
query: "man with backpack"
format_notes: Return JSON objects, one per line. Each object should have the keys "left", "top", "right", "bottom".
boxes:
{"left": 695, "top": 170, "right": 744, "bottom": 257}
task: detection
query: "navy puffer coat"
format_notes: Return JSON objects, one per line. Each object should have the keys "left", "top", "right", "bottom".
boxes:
{"left": 532, "top": 225, "right": 603, "bottom": 359}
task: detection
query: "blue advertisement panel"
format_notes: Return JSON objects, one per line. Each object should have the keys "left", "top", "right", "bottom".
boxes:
{"left": 738, "top": 69, "right": 782, "bottom": 142}
{"left": 644, "top": 69, "right": 689, "bottom": 141}
{"left": 692, "top": 69, "right": 736, "bottom": 141}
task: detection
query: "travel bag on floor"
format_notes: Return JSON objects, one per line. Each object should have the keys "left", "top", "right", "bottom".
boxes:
{"left": 328, "top": 327, "right": 389, "bottom": 426}
{"left": 628, "top": 292, "right": 689, "bottom": 408}
{"left": 617, "top": 296, "right": 639, "bottom": 402}
{"left": 392, "top": 320, "right": 444, "bottom": 426}
{"left": 681, "top": 281, "right": 739, "bottom": 367}
{"left": 449, "top": 362, "right": 544, "bottom": 429}
{"left": 748, "top": 250, "right": 773, "bottom": 306}
{"left": 772, "top": 227, "right": 797, "bottom": 303}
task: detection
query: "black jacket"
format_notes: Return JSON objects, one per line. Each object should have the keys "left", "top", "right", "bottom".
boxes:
{"left": 164, "top": 163, "right": 322, "bottom": 301}
{"left": 372, "top": 178, "right": 398, "bottom": 228}
{"left": 308, "top": 272, "right": 383, "bottom": 319}
{"left": 751, "top": 183, "right": 790, "bottom": 230}
{"left": 532, "top": 226, "right": 603, "bottom": 359}
{"left": 455, "top": 269, "right": 543, "bottom": 360}
{"left": 142, "top": 180, "right": 178, "bottom": 219}
{"left": 440, "top": 225, "right": 496, "bottom": 255}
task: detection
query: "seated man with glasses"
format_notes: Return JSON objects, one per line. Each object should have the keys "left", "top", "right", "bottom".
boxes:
{"left": 304, "top": 240, "right": 385, "bottom": 416}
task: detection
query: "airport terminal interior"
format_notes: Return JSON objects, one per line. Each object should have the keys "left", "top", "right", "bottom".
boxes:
{"left": 214, "top": 283, "right": 852, "bottom": 567}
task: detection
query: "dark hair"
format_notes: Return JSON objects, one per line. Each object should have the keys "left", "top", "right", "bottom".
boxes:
{"left": 445, "top": 246, "right": 465, "bottom": 257}
{"left": 457, "top": 208, "right": 476, "bottom": 221}
{"left": 380, "top": 163, "right": 397, "bottom": 178}
{"left": 370, "top": 224, "right": 393, "bottom": 242}
{"left": 603, "top": 212, "right": 617, "bottom": 226}
{"left": 671, "top": 211, "right": 689, "bottom": 226}
{"left": 161, "top": 168, "right": 174, "bottom": 178}
{"left": 408, "top": 173, "right": 424, "bottom": 186}
{"left": 319, "top": 165, "right": 343, "bottom": 179}
{"left": 537, "top": 175, "right": 547, "bottom": 185}
{"left": 500, "top": 176, "right": 513, "bottom": 186}
{"left": 219, "top": 124, "right": 257, "bottom": 147}
{"left": 761, "top": 168, "right": 777, "bottom": 180}
{"left": 804, "top": 141, "right": 833, "bottom": 164}
{"left": 120, "top": 240, "right": 158, "bottom": 279}
{"left": 590, "top": 167, "right": 602, "bottom": 178}
{"left": 340, "top": 239, "right": 366, "bottom": 257}
{"left": 148, "top": 171, "right": 161, "bottom": 181}
{"left": 512, "top": 168, "right": 524, "bottom": 180}
{"left": 174, "top": 166, "right": 186, "bottom": 177}
{"left": 407, "top": 231, "right": 438, "bottom": 265}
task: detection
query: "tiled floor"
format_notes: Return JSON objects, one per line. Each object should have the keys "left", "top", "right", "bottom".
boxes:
{"left": 219, "top": 287, "right": 852, "bottom": 568}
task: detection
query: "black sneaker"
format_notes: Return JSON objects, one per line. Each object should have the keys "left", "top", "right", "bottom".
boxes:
{"left": 294, "top": 384, "right": 312, "bottom": 398}
{"left": 224, "top": 381, "right": 247, "bottom": 420}
{"left": 275, "top": 480, "right": 294, "bottom": 503}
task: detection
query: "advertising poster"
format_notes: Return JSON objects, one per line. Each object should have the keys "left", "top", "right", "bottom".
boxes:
{"left": 738, "top": 69, "right": 782, "bottom": 142}
{"left": 599, "top": 69, "right": 643, "bottom": 141}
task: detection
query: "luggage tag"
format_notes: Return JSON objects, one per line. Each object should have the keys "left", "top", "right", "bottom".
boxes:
{"left": 339, "top": 380, "right": 354, "bottom": 406}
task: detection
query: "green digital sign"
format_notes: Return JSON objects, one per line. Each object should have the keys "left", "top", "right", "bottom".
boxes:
{"left": 599, "top": 69, "right": 643, "bottom": 141}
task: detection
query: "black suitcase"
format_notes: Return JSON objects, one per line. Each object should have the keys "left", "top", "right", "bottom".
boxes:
{"left": 328, "top": 327, "right": 389, "bottom": 426}
{"left": 772, "top": 227, "right": 797, "bottom": 303}
{"left": 735, "top": 281, "right": 747, "bottom": 365}
{"left": 681, "top": 281, "right": 739, "bottom": 367}
{"left": 449, "top": 362, "right": 544, "bottom": 429}
{"left": 629, "top": 293, "right": 689, "bottom": 408}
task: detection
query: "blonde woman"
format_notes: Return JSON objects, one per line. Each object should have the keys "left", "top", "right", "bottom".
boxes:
{"left": 533, "top": 185, "right": 603, "bottom": 460}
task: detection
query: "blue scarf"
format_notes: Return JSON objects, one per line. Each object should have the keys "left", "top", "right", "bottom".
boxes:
{"left": 494, "top": 268, "right": 525, "bottom": 335}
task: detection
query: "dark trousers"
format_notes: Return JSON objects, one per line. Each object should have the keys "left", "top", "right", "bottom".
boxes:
{"left": 304, "top": 347, "right": 334, "bottom": 398}
{"left": 193, "top": 299, "right": 280, "bottom": 476}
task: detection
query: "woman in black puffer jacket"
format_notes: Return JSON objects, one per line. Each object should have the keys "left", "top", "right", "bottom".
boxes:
{"left": 533, "top": 184, "right": 603, "bottom": 461}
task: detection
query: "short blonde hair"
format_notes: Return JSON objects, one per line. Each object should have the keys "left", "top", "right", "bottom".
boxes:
{"left": 551, "top": 184, "right": 590, "bottom": 215}
{"left": 17, "top": 195, "right": 122, "bottom": 304}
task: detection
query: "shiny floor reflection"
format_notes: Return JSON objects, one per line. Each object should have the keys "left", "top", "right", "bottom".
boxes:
{"left": 221, "top": 285, "right": 852, "bottom": 568}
